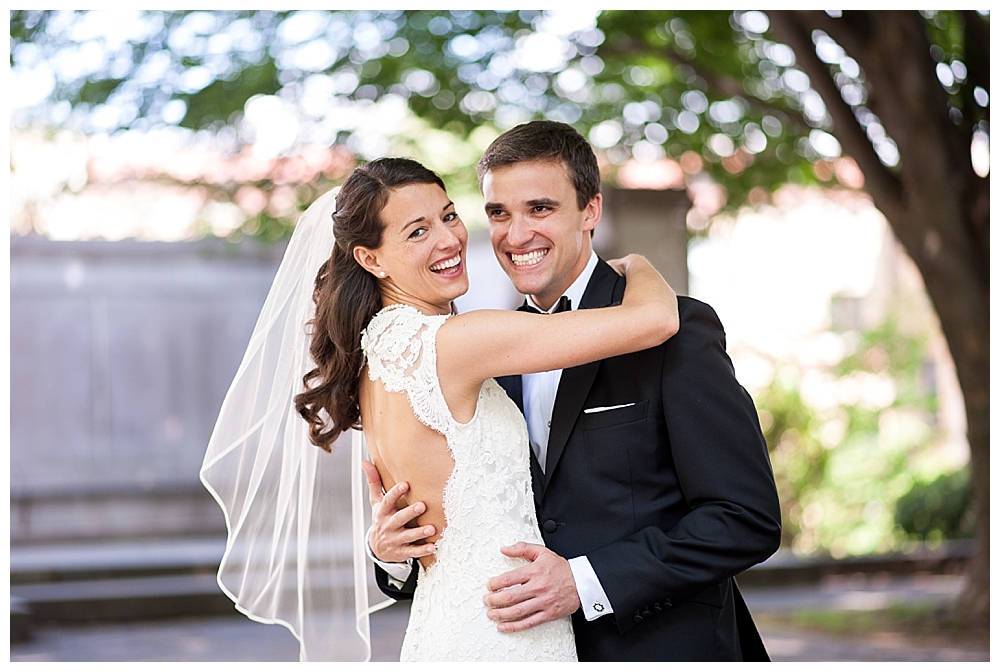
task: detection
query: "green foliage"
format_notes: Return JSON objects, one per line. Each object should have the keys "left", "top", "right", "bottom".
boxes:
{"left": 9, "top": 10, "right": 988, "bottom": 234}
{"left": 758, "top": 311, "right": 950, "bottom": 558}
{"left": 920, "top": 10, "right": 990, "bottom": 141}
{"left": 757, "top": 371, "right": 828, "bottom": 550}
{"left": 9, "top": 10, "right": 527, "bottom": 138}
{"left": 586, "top": 10, "right": 820, "bottom": 205}
{"left": 179, "top": 59, "right": 281, "bottom": 130}
{"left": 834, "top": 314, "right": 936, "bottom": 415}
{"left": 9, "top": 10, "right": 54, "bottom": 58}
{"left": 894, "top": 468, "right": 974, "bottom": 542}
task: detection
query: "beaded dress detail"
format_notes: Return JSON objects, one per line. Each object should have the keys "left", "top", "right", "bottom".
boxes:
{"left": 361, "top": 304, "right": 577, "bottom": 662}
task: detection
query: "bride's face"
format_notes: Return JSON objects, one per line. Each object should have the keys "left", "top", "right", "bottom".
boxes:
{"left": 371, "top": 182, "right": 469, "bottom": 314}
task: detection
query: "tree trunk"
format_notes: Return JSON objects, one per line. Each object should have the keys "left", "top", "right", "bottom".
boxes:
{"left": 769, "top": 11, "right": 990, "bottom": 626}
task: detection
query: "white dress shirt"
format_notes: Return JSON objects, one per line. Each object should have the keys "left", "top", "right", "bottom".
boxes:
{"left": 370, "top": 251, "right": 613, "bottom": 620}
{"left": 521, "top": 252, "right": 598, "bottom": 472}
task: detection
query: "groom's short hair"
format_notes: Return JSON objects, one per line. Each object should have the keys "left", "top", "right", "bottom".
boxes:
{"left": 476, "top": 120, "right": 601, "bottom": 211}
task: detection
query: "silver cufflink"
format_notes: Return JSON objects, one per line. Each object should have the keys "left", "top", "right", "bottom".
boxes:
{"left": 593, "top": 602, "right": 604, "bottom": 612}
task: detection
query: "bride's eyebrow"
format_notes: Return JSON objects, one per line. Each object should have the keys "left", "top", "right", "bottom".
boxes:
{"left": 401, "top": 215, "right": 426, "bottom": 231}
{"left": 401, "top": 202, "right": 455, "bottom": 231}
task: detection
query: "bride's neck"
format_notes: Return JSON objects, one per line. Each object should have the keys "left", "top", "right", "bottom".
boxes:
{"left": 380, "top": 293, "right": 451, "bottom": 317}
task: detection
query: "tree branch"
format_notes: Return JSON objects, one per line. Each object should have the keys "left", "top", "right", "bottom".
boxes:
{"left": 962, "top": 10, "right": 990, "bottom": 124}
{"left": 767, "top": 11, "right": 904, "bottom": 215}
{"left": 816, "top": 11, "right": 989, "bottom": 273}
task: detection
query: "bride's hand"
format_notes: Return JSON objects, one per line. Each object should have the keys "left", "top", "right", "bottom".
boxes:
{"left": 606, "top": 254, "right": 632, "bottom": 277}
{"left": 607, "top": 253, "right": 652, "bottom": 278}
{"left": 610, "top": 254, "right": 679, "bottom": 339}
{"left": 608, "top": 257, "right": 627, "bottom": 276}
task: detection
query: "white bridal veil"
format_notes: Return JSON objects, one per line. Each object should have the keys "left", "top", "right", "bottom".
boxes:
{"left": 200, "top": 188, "right": 392, "bottom": 662}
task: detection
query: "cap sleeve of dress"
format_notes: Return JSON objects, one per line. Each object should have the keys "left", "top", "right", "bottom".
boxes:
{"left": 361, "top": 304, "right": 452, "bottom": 436}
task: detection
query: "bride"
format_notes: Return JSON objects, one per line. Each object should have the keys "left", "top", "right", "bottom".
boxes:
{"left": 201, "top": 157, "right": 678, "bottom": 661}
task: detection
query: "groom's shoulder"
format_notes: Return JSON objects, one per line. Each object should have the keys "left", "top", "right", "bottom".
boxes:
{"left": 678, "top": 294, "right": 714, "bottom": 315}
{"left": 674, "top": 295, "right": 728, "bottom": 342}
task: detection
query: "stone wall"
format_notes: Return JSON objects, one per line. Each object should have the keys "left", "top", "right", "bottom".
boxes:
{"left": 10, "top": 237, "right": 289, "bottom": 541}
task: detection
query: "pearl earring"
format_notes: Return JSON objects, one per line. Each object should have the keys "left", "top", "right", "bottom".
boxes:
{"left": 379, "top": 271, "right": 386, "bottom": 278}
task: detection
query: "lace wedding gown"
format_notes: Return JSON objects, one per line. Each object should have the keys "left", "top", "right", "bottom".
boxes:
{"left": 361, "top": 304, "right": 578, "bottom": 662}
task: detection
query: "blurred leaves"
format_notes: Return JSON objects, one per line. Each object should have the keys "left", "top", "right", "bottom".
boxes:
{"left": 179, "top": 59, "right": 281, "bottom": 130}
{"left": 758, "top": 311, "right": 949, "bottom": 557}
{"left": 9, "top": 10, "right": 988, "bottom": 233}
{"left": 895, "top": 468, "right": 974, "bottom": 542}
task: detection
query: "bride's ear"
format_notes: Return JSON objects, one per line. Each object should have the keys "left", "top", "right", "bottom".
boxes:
{"left": 353, "top": 246, "right": 386, "bottom": 279}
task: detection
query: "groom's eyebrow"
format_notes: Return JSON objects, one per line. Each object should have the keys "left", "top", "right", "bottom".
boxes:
{"left": 483, "top": 197, "right": 560, "bottom": 212}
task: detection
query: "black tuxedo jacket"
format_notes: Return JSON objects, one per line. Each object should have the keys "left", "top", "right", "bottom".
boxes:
{"left": 375, "top": 258, "right": 782, "bottom": 661}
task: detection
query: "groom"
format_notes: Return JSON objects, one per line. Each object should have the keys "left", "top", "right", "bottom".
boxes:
{"left": 364, "top": 120, "right": 781, "bottom": 661}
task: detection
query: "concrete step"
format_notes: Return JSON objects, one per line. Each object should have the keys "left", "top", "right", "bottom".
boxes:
{"left": 10, "top": 537, "right": 226, "bottom": 585}
{"left": 10, "top": 537, "right": 234, "bottom": 640}
{"left": 9, "top": 535, "right": 355, "bottom": 638}
{"left": 11, "top": 597, "right": 33, "bottom": 644}
{"left": 12, "top": 573, "right": 234, "bottom": 623}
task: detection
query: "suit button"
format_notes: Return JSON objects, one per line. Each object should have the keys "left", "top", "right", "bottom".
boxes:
{"left": 642, "top": 608, "right": 653, "bottom": 618}
{"left": 542, "top": 520, "right": 558, "bottom": 533}
{"left": 633, "top": 613, "right": 643, "bottom": 623}
{"left": 652, "top": 602, "right": 662, "bottom": 613}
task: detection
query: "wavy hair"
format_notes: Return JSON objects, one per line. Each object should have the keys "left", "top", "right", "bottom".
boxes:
{"left": 294, "top": 157, "right": 446, "bottom": 451}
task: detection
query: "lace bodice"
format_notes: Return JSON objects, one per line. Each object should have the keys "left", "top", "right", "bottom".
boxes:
{"left": 361, "top": 304, "right": 577, "bottom": 662}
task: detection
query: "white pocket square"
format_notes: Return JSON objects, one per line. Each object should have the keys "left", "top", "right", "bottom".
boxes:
{"left": 583, "top": 403, "right": 636, "bottom": 414}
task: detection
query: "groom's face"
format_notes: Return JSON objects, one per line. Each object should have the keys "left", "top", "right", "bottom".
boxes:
{"left": 482, "top": 160, "right": 601, "bottom": 312}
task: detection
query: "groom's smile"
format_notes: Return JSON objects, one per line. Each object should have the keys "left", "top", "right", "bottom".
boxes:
{"left": 510, "top": 248, "right": 549, "bottom": 266}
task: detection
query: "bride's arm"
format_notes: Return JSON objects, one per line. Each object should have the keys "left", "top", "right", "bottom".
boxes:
{"left": 437, "top": 254, "right": 678, "bottom": 388}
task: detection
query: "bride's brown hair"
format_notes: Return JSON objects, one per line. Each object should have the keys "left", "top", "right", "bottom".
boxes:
{"left": 294, "top": 157, "right": 447, "bottom": 451}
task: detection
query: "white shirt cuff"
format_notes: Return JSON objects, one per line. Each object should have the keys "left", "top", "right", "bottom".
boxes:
{"left": 568, "top": 555, "right": 614, "bottom": 620}
{"left": 366, "top": 526, "right": 414, "bottom": 587}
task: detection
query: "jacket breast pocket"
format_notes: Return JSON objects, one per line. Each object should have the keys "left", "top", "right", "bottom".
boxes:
{"left": 580, "top": 400, "right": 649, "bottom": 430}
{"left": 577, "top": 400, "right": 651, "bottom": 498}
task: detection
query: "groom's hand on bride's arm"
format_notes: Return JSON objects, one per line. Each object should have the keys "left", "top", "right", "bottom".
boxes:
{"left": 362, "top": 460, "right": 436, "bottom": 563}
{"left": 483, "top": 542, "right": 581, "bottom": 632}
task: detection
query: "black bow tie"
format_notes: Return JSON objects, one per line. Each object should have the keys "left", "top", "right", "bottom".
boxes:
{"left": 518, "top": 295, "right": 572, "bottom": 314}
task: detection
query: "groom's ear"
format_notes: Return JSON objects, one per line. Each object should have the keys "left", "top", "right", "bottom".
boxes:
{"left": 353, "top": 246, "right": 384, "bottom": 278}
{"left": 582, "top": 193, "right": 602, "bottom": 235}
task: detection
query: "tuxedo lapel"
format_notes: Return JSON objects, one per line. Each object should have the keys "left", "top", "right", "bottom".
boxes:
{"left": 542, "top": 259, "right": 624, "bottom": 491}
{"left": 544, "top": 363, "right": 599, "bottom": 492}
